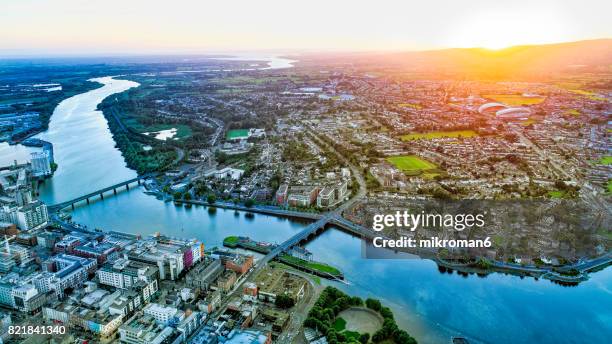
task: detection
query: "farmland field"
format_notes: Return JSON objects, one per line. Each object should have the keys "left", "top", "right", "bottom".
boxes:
{"left": 400, "top": 130, "right": 477, "bottom": 141}
{"left": 386, "top": 155, "right": 437, "bottom": 173}
{"left": 483, "top": 94, "right": 545, "bottom": 106}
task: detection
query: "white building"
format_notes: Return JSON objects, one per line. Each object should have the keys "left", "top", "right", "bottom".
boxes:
{"left": 0, "top": 201, "right": 49, "bottom": 231}
{"left": 15, "top": 201, "right": 48, "bottom": 231}
{"left": 143, "top": 303, "right": 180, "bottom": 325}
{"left": 97, "top": 259, "right": 159, "bottom": 289}
{"left": 30, "top": 151, "right": 51, "bottom": 177}
{"left": 207, "top": 167, "right": 244, "bottom": 181}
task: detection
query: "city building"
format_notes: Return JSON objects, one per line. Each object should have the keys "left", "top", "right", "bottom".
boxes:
{"left": 30, "top": 151, "right": 51, "bottom": 177}
{"left": 275, "top": 184, "right": 288, "bottom": 204}
{"left": 185, "top": 258, "right": 224, "bottom": 290}
{"left": 287, "top": 246, "right": 313, "bottom": 261}
{"left": 0, "top": 201, "right": 49, "bottom": 231}
{"left": 127, "top": 237, "right": 202, "bottom": 281}
{"left": 222, "top": 329, "right": 271, "bottom": 344}
{"left": 97, "top": 258, "right": 160, "bottom": 293}
{"left": 118, "top": 312, "right": 178, "bottom": 344}
{"left": 35, "top": 254, "right": 97, "bottom": 299}
{"left": 143, "top": 303, "right": 180, "bottom": 325}
{"left": 0, "top": 273, "right": 46, "bottom": 313}
{"left": 14, "top": 201, "right": 48, "bottom": 231}
{"left": 73, "top": 241, "right": 119, "bottom": 264}
{"left": 287, "top": 186, "right": 319, "bottom": 207}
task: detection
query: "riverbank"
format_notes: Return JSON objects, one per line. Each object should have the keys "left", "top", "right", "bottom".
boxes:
{"left": 1, "top": 76, "right": 102, "bottom": 143}
{"left": 222, "top": 235, "right": 344, "bottom": 279}
{"left": 135, "top": 193, "right": 612, "bottom": 286}
{"left": 98, "top": 95, "right": 178, "bottom": 174}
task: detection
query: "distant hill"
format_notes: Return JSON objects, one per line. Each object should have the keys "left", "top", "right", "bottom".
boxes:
{"left": 302, "top": 39, "right": 612, "bottom": 80}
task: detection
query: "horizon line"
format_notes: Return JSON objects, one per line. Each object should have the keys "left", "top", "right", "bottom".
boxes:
{"left": 1, "top": 37, "right": 610, "bottom": 60}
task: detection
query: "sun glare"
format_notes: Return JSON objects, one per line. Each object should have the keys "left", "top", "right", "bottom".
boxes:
{"left": 449, "top": 8, "right": 567, "bottom": 50}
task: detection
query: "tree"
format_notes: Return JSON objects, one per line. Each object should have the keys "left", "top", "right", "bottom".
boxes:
{"left": 183, "top": 192, "right": 192, "bottom": 201}
{"left": 173, "top": 191, "right": 183, "bottom": 200}
{"left": 275, "top": 294, "right": 295, "bottom": 309}
{"left": 350, "top": 296, "right": 363, "bottom": 307}
{"left": 359, "top": 333, "right": 370, "bottom": 344}
{"left": 207, "top": 194, "right": 216, "bottom": 204}
{"left": 365, "top": 298, "right": 382, "bottom": 312}
{"left": 245, "top": 198, "right": 255, "bottom": 208}
{"left": 380, "top": 306, "right": 394, "bottom": 320}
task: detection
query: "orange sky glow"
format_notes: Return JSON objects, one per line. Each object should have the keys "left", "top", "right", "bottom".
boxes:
{"left": 1, "top": 0, "right": 610, "bottom": 56}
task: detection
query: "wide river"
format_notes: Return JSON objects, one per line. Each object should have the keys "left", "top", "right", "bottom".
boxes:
{"left": 10, "top": 77, "right": 611, "bottom": 343}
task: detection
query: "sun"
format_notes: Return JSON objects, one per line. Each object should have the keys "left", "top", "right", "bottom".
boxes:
{"left": 448, "top": 9, "right": 566, "bottom": 50}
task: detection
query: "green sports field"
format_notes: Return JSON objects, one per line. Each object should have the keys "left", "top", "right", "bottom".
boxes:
{"left": 226, "top": 129, "right": 250, "bottom": 140}
{"left": 483, "top": 94, "right": 545, "bottom": 106}
{"left": 598, "top": 156, "right": 612, "bottom": 165}
{"left": 386, "top": 155, "right": 437, "bottom": 173}
{"left": 400, "top": 130, "right": 477, "bottom": 141}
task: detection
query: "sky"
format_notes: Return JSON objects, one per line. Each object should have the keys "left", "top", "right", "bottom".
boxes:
{"left": 1, "top": 0, "right": 611, "bottom": 56}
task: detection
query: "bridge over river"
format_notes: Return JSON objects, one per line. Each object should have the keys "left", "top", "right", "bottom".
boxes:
{"left": 47, "top": 175, "right": 150, "bottom": 212}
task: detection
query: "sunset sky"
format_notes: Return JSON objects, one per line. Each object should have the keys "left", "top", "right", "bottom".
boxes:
{"left": 1, "top": 0, "right": 611, "bottom": 56}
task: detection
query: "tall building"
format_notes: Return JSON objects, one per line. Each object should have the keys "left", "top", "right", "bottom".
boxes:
{"left": 30, "top": 151, "right": 51, "bottom": 177}
{"left": 15, "top": 201, "right": 48, "bottom": 231}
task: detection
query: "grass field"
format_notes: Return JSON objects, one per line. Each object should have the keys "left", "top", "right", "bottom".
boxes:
{"left": 548, "top": 190, "right": 566, "bottom": 199}
{"left": 521, "top": 119, "right": 537, "bottom": 126}
{"left": 226, "top": 129, "right": 250, "bottom": 140}
{"left": 599, "top": 156, "right": 612, "bottom": 165}
{"left": 400, "top": 130, "right": 477, "bottom": 141}
{"left": 483, "top": 94, "right": 545, "bottom": 106}
{"left": 569, "top": 89, "right": 608, "bottom": 102}
{"left": 126, "top": 120, "right": 192, "bottom": 140}
{"left": 280, "top": 254, "right": 342, "bottom": 276}
{"left": 223, "top": 236, "right": 239, "bottom": 246}
{"left": 333, "top": 317, "right": 346, "bottom": 331}
{"left": 397, "top": 103, "right": 422, "bottom": 109}
{"left": 386, "top": 155, "right": 437, "bottom": 173}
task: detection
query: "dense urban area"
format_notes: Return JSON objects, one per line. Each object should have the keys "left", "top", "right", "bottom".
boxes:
{"left": 0, "top": 40, "right": 610, "bottom": 344}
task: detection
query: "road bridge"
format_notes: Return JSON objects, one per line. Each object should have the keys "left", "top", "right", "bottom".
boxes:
{"left": 47, "top": 175, "right": 149, "bottom": 212}
{"left": 256, "top": 212, "right": 376, "bottom": 269}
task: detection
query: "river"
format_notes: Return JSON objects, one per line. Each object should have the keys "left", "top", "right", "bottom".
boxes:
{"left": 35, "top": 76, "right": 139, "bottom": 204}
{"left": 5, "top": 76, "right": 611, "bottom": 343}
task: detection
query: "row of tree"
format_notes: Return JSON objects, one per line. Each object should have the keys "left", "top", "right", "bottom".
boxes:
{"left": 303, "top": 287, "right": 417, "bottom": 344}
